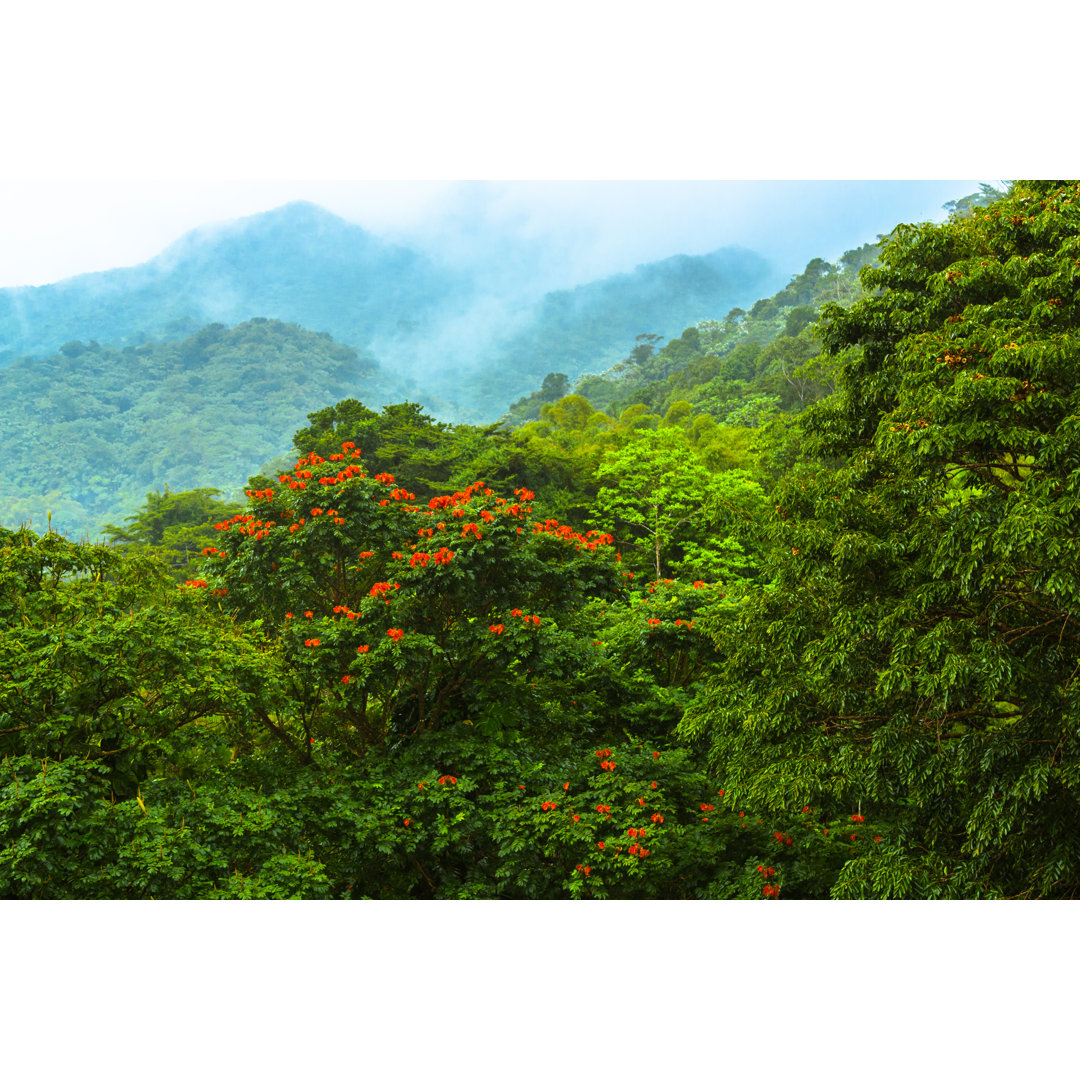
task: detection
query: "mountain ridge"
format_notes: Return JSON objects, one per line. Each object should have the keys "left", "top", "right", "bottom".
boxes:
{"left": 0, "top": 200, "right": 777, "bottom": 421}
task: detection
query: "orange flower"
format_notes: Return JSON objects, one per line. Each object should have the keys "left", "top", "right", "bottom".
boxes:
{"left": 357, "top": 645, "right": 369, "bottom": 653}
{"left": 387, "top": 628, "right": 404, "bottom": 642}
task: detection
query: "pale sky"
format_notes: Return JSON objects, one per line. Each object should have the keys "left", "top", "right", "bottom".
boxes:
{"left": 0, "top": 3, "right": 1062, "bottom": 290}
{"left": 0, "top": 179, "right": 984, "bottom": 290}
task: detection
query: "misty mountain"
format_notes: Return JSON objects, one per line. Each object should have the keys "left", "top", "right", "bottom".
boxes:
{"left": 0, "top": 200, "right": 776, "bottom": 422}
{"left": 0, "top": 202, "right": 468, "bottom": 370}
{"left": 436, "top": 247, "right": 773, "bottom": 421}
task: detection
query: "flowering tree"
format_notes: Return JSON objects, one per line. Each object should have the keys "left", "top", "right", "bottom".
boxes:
{"left": 203, "top": 443, "right": 623, "bottom": 751}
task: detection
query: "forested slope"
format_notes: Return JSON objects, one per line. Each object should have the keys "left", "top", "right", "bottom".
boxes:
{"left": 0, "top": 319, "right": 380, "bottom": 538}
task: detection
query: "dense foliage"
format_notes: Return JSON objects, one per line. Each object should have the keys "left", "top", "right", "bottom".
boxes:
{"left": 10, "top": 181, "right": 1080, "bottom": 900}
{"left": 680, "top": 180, "right": 1080, "bottom": 897}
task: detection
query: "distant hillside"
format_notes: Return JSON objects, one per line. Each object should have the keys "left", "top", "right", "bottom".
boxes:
{"left": 0, "top": 319, "right": 378, "bottom": 538}
{"left": 430, "top": 247, "right": 774, "bottom": 421}
{"left": 0, "top": 201, "right": 777, "bottom": 423}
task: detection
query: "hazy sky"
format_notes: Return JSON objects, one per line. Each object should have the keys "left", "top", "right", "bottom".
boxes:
{"left": 0, "top": 179, "right": 983, "bottom": 290}
{"left": 0, "top": 3, "right": 1058, "bottom": 291}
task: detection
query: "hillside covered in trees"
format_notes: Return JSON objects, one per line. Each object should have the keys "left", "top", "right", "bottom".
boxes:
{"left": 0, "top": 201, "right": 775, "bottom": 423}
{"left": 7, "top": 180, "right": 1079, "bottom": 900}
{"left": 0, "top": 319, "right": 381, "bottom": 538}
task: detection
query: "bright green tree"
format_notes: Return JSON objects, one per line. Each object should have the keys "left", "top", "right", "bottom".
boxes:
{"left": 592, "top": 427, "right": 765, "bottom": 580}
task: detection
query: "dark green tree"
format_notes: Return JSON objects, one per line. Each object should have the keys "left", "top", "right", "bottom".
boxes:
{"left": 103, "top": 486, "right": 243, "bottom": 577}
{"left": 680, "top": 180, "right": 1080, "bottom": 898}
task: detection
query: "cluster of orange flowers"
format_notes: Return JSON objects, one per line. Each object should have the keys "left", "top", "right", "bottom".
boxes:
{"left": 529, "top": 519, "right": 614, "bottom": 553}
{"left": 386, "top": 628, "right": 404, "bottom": 642}
{"left": 505, "top": 609, "right": 540, "bottom": 626}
